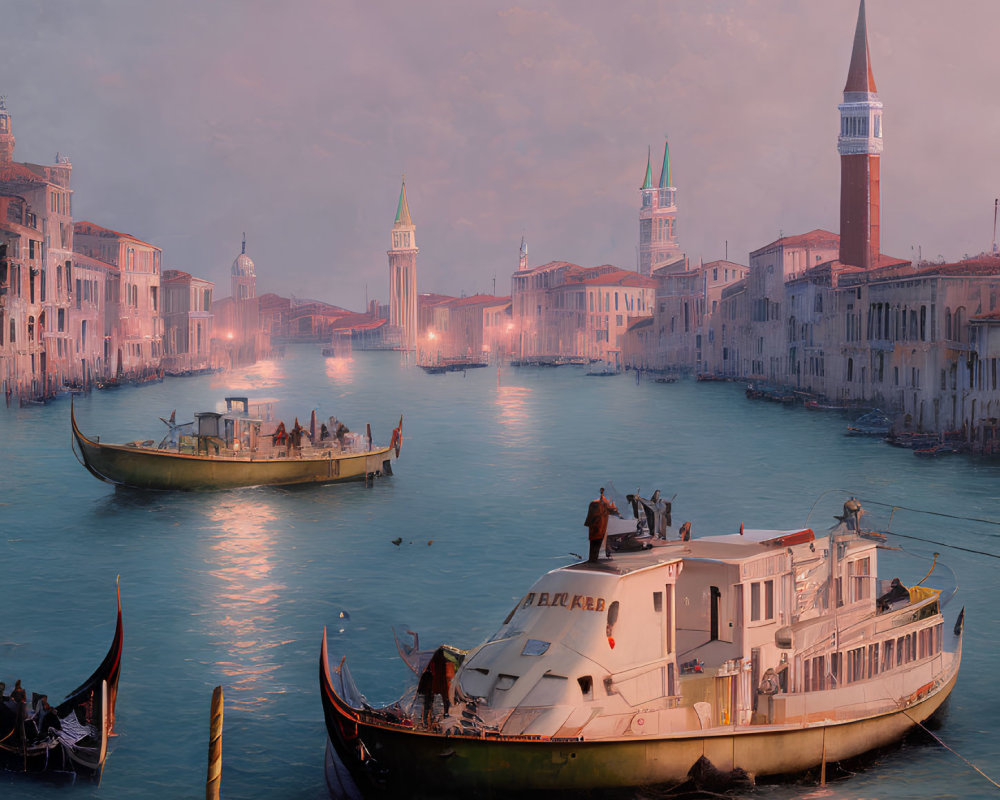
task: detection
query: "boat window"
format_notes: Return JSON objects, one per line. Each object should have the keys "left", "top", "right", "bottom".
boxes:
{"left": 502, "top": 602, "right": 520, "bottom": 626}
{"left": 882, "top": 639, "right": 895, "bottom": 671}
{"left": 495, "top": 674, "right": 518, "bottom": 691}
{"left": 577, "top": 676, "right": 593, "bottom": 698}
{"left": 521, "top": 639, "right": 550, "bottom": 657}
{"left": 653, "top": 592, "right": 662, "bottom": 612}
{"left": 606, "top": 600, "right": 619, "bottom": 638}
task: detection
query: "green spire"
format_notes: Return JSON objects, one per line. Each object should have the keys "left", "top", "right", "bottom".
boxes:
{"left": 394, "top": 175, "right": 412, "bottom": 226}
{"left": 641, "top": 146, "right": 653, "bottom": 189}
{"left": 658, "top": 138, "right": 671, "bottom": 189}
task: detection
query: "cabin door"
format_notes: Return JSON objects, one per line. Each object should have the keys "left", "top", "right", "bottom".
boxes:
{"left": 710, "top": 586, "right": 721, "bottom": 640}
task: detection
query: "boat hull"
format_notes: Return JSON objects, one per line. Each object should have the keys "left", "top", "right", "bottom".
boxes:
{"left": 72, "top": 407, "right": 396, "bottom": 491}
{"left": 321, "top": 635, "right": 959, "bottom": 795}
{"left": 0, "top": 583, "right": 123, "bottom": 782}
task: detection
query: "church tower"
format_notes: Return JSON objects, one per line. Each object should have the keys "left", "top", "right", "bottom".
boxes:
{"left": 638, "top": 138, "right": 680, "bottom": 276}
{"left": 388, "top": 177, "right": 418, "bottom": 351}
{"left": 0, "top": 96, "right": 15, "bottom": 163}
{"left": 231, "top": 233, "right": 256, "bottom": 301}
{"left": 838, "top": 0, "right": 882, "bottom": 269}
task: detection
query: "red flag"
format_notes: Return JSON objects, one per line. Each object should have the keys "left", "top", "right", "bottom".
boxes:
{"left": 739, "top": 522, "right": 744, "bottom": 536}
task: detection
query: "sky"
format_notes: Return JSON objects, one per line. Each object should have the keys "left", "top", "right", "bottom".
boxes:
{"left": 4, "top": 1, "right": 999, "bottom": 310}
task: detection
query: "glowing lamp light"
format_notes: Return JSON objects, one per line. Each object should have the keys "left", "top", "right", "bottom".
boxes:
{"left": 226, "top": 331, "right": 234, "bottom": 340}
{"left": 428, "top": 331, "right": 436, "bottom": 340}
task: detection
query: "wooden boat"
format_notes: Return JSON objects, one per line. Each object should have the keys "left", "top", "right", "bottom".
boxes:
{"left": 846, "top": 408, "right": 893, "bottom": 436}
{"left": 0, "top": 581, "right": 123, "bottom": 782}
{"left": 71, "top": 397, "right": 402, "bottom": 491}
{"left": 320, "top": 499, "right": 962, "bottom": 795}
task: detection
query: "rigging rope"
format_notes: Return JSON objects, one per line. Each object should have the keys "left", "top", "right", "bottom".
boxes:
{"left": 805, "top": 490, "right": 1000, "bottom": 560}
{"left": 904, "top": 712, "right": 1000, "bottom": 790}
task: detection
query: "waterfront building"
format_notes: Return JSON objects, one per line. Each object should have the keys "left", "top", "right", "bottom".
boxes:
{"left": 417, "top": 293, "right": 509, "bottom": 362}
{"left": 388, "top": 177, "right": 418, "bottom": 351}
{"left": 73, "top": 221, "right": 162, "bottom": 378}
{"left": 0, "top": 97, "right": 76, "bottom": 400}
{"left": 511, "top": 258, "right": 655, "bottom": 364}
{"left": 232, "top": 233, "right": 256, "bottom": 301}
{"left": 481, "top": 297, "right": 514, "bottom": 361}
{"left": 702, "top": 1, "right": 1000, "bottom": 446}
{"left": 638, "top": 139, "right": 682, "bottom": 276}
{"left": 161, "top": 269, "right": 214, "bottom": 371}
{"left": 625, "top": 259, "right": 748, "bottom": 374}
{"left": 212, "top": 237, "right": 268, "bottom": 366}
{"left": 69, "top": 251, "right": 117, "bottom": 385}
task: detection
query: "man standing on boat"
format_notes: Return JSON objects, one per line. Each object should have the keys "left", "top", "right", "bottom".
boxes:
{"left": 585, "top": 488, "right": 618, "bottom": 562}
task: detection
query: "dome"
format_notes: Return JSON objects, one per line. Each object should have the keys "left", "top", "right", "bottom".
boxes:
{"left": 232, "top": 252, "right": 255, "bottom": 277}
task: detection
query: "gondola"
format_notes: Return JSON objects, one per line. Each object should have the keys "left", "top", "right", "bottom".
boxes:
{"left": 0, "top": 580, "right": 123, "bottom": 783}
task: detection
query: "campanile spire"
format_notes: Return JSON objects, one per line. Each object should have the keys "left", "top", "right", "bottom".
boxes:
{"left": 838, "top": 0, "right": 882, "bottom": 269}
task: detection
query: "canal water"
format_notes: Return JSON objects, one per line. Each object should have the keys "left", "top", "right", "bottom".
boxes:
{"left": 1, "top": 346, "right": 998, "bottom": 799}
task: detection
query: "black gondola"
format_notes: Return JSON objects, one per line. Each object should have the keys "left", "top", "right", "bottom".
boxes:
{"left": 0, "top": 579, "right": 123, "bottom": 783}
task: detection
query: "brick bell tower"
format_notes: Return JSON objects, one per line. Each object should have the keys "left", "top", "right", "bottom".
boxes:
{"left": 838, "top": 0, "right": 882, "bottom": 269}
{"left": 0, "top": 96, "right": 15, "bottom": 163}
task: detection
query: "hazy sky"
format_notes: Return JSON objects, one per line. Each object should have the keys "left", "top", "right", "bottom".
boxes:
{"left": 5, "top": 1, "right": 999, "bottom": 309}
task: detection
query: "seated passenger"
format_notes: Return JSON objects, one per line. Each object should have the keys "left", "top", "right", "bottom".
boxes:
{"left": 877, "top": 577, "right": 910, "bottom": 611}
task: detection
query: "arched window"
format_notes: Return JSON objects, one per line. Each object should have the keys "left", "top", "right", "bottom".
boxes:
{"left": 945, "top": 308, "right": 952, "bottom": 340}
{"left": 847, "top": 358, "right": 854, "bottom": 382}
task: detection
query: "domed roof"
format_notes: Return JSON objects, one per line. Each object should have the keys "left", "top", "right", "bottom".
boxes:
{"left": 232, "top": 252, "right": 255, "bottom": 277}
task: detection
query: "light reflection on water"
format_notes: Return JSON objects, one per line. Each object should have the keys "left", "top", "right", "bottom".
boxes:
{"left": 324, "top": 355, "right": 356, "bottom": 387}
{"left": 204, "top": 497, "right": 285, "bottom": 711}
{"left": 494, "top": 383, "right": 533, "bottom": 446}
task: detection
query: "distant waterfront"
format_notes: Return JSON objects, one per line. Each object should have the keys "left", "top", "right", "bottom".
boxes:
{"left": 1, "top": 346, "right": 997, "bottom": 799}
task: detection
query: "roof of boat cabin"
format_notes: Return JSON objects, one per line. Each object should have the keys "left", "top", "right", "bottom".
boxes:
{"left": 564, "top": 528, "right": 822, "bottom": 577}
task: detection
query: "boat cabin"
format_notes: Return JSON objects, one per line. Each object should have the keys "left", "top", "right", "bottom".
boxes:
{"left": 452, "top": 511, "right": 949, "bottom": 739}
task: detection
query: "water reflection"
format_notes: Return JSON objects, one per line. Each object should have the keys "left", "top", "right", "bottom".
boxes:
{"left": 213, "top": 359, "right": 284, "bottom": 392}
{"left": 204, "top": 495, "right": 285, "bottom": 711}
{"left": 324, "top": 356, "right": 355, "bottom": 386}
{"left": 495, "top": 384, "right": 534, "bottom": 447}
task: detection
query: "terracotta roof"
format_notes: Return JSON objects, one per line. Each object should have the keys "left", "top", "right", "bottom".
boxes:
{"left": 753, "top": 229, "right": 840, "bottom": 254}
{"left": 513, "top": 259, "right": 583, "bottom": 276}
{"left": 452, "top": 293, "right": 508, "bottom": 307}
{"left": 74, "top": 220, "right": 157, "bottom": 249}
{"left": 908, "top": 256, "right": 1000, "bottom": 278}
{"left": 844, "top": 0, "right": 877, "bottom": 93}
{"left": 0, "top": 162, "right": 46, "bottom": 185}
{"left": 71, "top": 250, "right": 119, "bottom": 273}
{"left": 575, "top": 268, "right": 658, "bottom": 288}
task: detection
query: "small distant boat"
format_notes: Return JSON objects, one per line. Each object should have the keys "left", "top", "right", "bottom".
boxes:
{"left": 846, "top": 408, "right": 892, "bottom": 436}
{"left": 71, "top": 397, "right": 403, "bottom": 491}
{"left": 419, "top": 357, "right": 488, "bottom": 373}
{"left": 913, "top": 443, "right": 959, "bottom": 457}
{"left": 585, "top": 363, "right": 620, "bottom": 376}
{"left": 654, "top": 376, "right": 677, "bottom": 384}
{"left": 0, "top": 581, "right": 123, "bottom": 782}
{"left": 319, "top": 499, "right": 961, "bottom": 795}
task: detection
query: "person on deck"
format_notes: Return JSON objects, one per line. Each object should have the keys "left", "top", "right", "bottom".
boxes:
{"left": 585, "top": 488, "right": 618, "bottom": 562}
{"left": 271, "top": 421, "right": 287, "bottom": 448}
{"left": 290, "top": 418, "right": 304, "bottom": 450}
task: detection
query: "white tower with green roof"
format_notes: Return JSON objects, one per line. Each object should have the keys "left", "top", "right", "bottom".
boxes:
{"left": 638, "top": 138, "right": 681, "bottom": 276}
{"left": 388, "top": 177, "right": 418, "bottom": 351}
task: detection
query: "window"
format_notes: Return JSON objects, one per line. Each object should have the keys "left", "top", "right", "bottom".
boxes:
{"left": 848, "top": 557, "right": 871, "bottom": 602}
{"left": 749, "top": 579, "right": 774, "bottom": 622}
